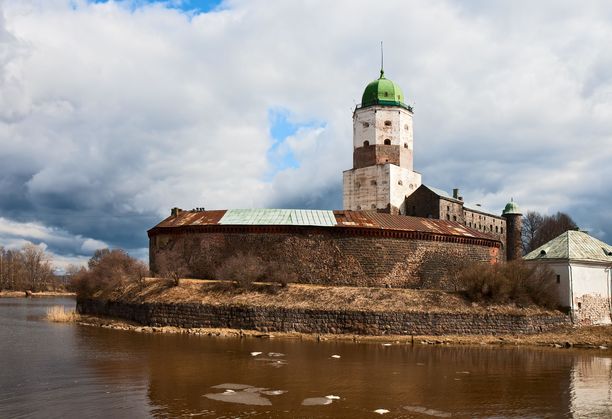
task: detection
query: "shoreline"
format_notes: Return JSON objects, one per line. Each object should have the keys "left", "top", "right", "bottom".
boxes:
{"left": 0, "top": 291, "right": 76, "bottom": 298}
{"left": 76, "top": 314, "right": 612, "bottom": 350}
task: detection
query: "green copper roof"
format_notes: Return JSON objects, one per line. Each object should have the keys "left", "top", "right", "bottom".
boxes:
{"left": 524, "top": 230, "right": 612, "bottom": 263}
{"left": 502, "top": 199, "right": 521, "bottom": 215}
{"left": 361, "top": 70, "right": 410, "bottom": 109}
{"left": 219, "top": 209, "right": 336, "bottom": 227}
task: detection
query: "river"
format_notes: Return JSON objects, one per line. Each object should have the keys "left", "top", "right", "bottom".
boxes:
{"left": 1, "top": 297, "right": 611, "bottom": 418}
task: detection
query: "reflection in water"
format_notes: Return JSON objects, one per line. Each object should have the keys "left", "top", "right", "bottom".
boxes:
{"left": 571, "top": 356, "right": 612, "bottom": 418}
{"left": 1, "top": 298, "right": 612, "bottom": 418}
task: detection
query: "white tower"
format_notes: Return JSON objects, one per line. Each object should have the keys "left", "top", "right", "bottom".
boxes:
{"left": 342, "top": 69, "right": 421, "bottom": 214}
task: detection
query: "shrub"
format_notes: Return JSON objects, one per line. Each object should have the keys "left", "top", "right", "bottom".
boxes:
{"left": 458, "top": 260, "right": 558, "bottom": 309}
{"left": 156, "top": 250, "right": 189, "bottom": 286}
{"left": 214, "top": 253, "right": 265, "bottom": 289}
{"left": 72, "top": 249, "right": 149, "bottom": 298}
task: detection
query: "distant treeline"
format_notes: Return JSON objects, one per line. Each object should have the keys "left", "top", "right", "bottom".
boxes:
{"left": 0, "top": 245, "right": 65, "bottom": 292}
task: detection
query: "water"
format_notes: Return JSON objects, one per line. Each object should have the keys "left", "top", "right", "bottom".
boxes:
{"left": 1, "top": 298, "right": 612, "bottom": 418}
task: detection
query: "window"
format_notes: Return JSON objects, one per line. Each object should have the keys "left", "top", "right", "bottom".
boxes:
{"left": 370, "top": 180, "right": 377, "bottom": 185}
{"left": 501, "top": 227, "right": 504, "bottom": 234}
{"left": 384, "top": 139, "right": 391, "bottom": 145}
{"left": 447, "top": 206, "right": 450, "bottom": 211}
{"left": 556, "top": 275, "right": 561, "bottom": 284}
{"left": 371, "top": 204, "right": 376, "bottom": 209}
{"left": 490, "top": 225, "right": 493, "bottom": 231}
{"left": 577, "top": 302, "right": 582, "bottom": 309}
{"left": 363, "top": 140, "right": 370, "bottom": 147}
{"left": 404, "top": 124, "right": 409, "bottom": 130}
{"left": 384, "top": 120, "right": 392, "bottom": 126}
{"left": 404, "top": 143, "right": 408, "bottom": 148}
{"left": 398, "top": 180, "right": 403, "bottom": 185}
{"left": 495, "top": 226, "right": 498, "bottom": 233}
{"left": 453, "top": 215, "right": 457, "bottom": 221}
{"left": 356, "top": 205, "right": 361, "bottom": 210}
{"left": 446, "top": 214, "right": 450, "bottom": 220}
{"left": 363, "top": 122, "right": 370, "bottom": 128}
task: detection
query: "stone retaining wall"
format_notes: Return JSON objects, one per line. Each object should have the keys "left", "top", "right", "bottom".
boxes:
{"left": 77, "top": 298, "right": 571, "bottom": 336}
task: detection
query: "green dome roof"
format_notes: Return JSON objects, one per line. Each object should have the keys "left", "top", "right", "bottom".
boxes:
{"left": 502, "top": 199, "right": 521, "bottom": 215}
{"left": 361, "top": 70, "right": 410, "bottom": 110}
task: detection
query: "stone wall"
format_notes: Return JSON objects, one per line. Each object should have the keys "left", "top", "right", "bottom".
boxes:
{"left": 149, "top": 226, "right": 501, "bottom": 290}
{"left": 77, "top": 298, "right": 571, "bottom": 336}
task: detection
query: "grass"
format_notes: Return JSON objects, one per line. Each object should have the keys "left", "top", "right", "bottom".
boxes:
{"left": 46, "top": 305, "right": 79, "bottom": 322}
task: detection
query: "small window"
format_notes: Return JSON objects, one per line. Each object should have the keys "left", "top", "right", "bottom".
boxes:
{"left": 371, "top": 204, "right": 376, "bottom": 209}
{"left": 403, "top": 143, "right": 408, "bottom": 148}
{"left": 556, "top": 275, "right": 561, "bottom": 284}
{"left": 356, "top": 205, "right": 361, "bottom": 210}
{"left": 446, "top": 214, "right": 450, "bottom": 220}
{"left": 577, "top": 302, "right": 582, "bottom": 309}
{"left": 370, "top": 180, "right": 377, "bottom": 186}
{"left": 384, "top": 120, "right": 392, "bottom": 126}
{"left": 384, "top": 139, "right": 391, "bottom": 145}
{"left": 501, "top": 227, "right": 504, "bottom": 234}
{"left": 490, "top": 225, "right": 493, "bottom": 231}
{"left": 398, "top": 180, "right": 403, "bottom": 185}
{"left": 447, "top": 206, "right": 450, "bottom": 211}
{"left": 404, "top": 124, "right": 409, "bottom": 130}
{"left": 453, "top": 215, "right": 457, "bottom": 221}
{"left": 363, "top": 140, "right": 370, "bottom": 147}
{"left": 495, "top": 226, "right": 498, "bottom": 233}
{"left": 362, "top": 122, "right": 369, "bottom": 128}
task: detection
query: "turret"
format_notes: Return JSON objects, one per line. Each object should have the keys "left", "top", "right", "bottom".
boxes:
{"left": 502, "top": 199, "right": 522, "bottom": 261}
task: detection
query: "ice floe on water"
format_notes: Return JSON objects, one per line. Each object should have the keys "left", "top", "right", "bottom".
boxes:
{"left": 267, "top": 352, "right": 285, "bottom": 357}
{"left": 403, "top": 405, "right": 451, "bottom": 417}
{"left": 204, "top": 384, "right": 286, "bottom": 406}
{"left": 325, "top": 395, "right": 340, "bottom": 400}
{"left": 250, "top": 351, "right": 262, "bottom": 356}
{"left": 382, "top": 343, "right": 392, "bottom": 346}
{"left": 301, "top": 397, "right": 333, "bottom": 406}
{"left": 331, "top": 354, "right": 341, "bottom": 359}
{"left": 374, "top": 408, "right": 390, "bottom": 414}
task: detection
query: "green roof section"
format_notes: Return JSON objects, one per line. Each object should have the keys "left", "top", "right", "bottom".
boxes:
{"left": 524, "top": 230, "right": 612, "bottom": 263}
{"left": 502, "top": 199, "right": 521, "bottom": 215}
{"left": 361, "top": 70, "right": 411, "bottom": 110}
{"left": 219, "top": 209, "right": 337, "bottom": 227}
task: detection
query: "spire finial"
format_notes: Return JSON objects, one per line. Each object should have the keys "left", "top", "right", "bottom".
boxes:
{"left": 380, "top": 41, "right": 384, "bottom": 78}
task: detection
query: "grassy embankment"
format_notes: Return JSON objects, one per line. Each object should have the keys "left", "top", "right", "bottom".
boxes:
{"left": 77, "top": 278, "right": 612, "bottom": 349}
{"left": 0, "top": 290, "right": 76, "bottom": 298}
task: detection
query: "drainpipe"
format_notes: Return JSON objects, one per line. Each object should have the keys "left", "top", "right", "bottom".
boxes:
{"left": 568, "top": 263, "right": 575, "bottom": 324}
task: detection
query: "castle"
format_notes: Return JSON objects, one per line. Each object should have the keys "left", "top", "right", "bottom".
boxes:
{"left": 148, "top": 69, "right": 522, "bottom": 288}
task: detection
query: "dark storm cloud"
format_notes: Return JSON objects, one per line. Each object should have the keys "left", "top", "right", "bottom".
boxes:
{"left": 1, "top": 0, "right": 612, "bottom": 269}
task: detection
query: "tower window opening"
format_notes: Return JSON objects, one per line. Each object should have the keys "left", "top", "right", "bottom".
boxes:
{"left": 501, "top": 227, "right": 504, "bottom": 234}
{"left": 384, "top": 120, "right": 392, "bottom": 126}
{"left": 363, "top": 140, "right": 370, "bottom": 147}
{"left": 404, "top": 143, "right": 408, "bottom": 148}
{"left": 446, "top": 214, "right": 450, "bottom": 220}
{"left": 370, "top": 180, "right": 377, "bottom": 186}
{"left": 404, "top": 124, "right": 409, "bottom": 130}
{"left": 384, "top": 139, "right": 391, "bottom": 145}
{"left": 398, "top": 180, "right": 403, "bottom": 185}
{"left": 363, "top": 122, "right": 369, "bottom": 128}
{"left": 495, "top": 226, "right": 498, "bottom": 233}
{"left": 371, "top": 204, "right": 376, "bottom": 209}
{"left": 453, "top": 215, "right": 457, "bottom": 221}
{"left": 556, "top": 275, "right": 561, "bottom": 284}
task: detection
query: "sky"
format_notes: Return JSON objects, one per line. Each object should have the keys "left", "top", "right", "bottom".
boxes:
{"left": 1, "top": 0, "right": 611, "bottom": 271}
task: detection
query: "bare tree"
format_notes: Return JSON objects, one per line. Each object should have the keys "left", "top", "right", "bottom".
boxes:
{"left": 156, "top": 250, "right": 188, "bottom": 286}
{"left": 522, "top": 211, "right": 578, "bottom": 254}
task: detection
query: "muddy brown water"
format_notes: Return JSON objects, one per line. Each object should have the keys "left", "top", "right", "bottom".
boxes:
{"left": 1, "top": 298, "right": 611, "bottom": 418}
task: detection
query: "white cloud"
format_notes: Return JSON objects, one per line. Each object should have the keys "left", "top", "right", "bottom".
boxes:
{"left": 1, "top": 0, "right": 612, "bottom": 264}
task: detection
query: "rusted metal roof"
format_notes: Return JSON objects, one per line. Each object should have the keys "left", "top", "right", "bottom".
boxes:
{"left": 151, "top": 209, "right": 498, "bottom": 241}
{"left": 154, "top": 210, "right": 226, "bottom": 228}
{"left": 340, "top": 211, "right": 496, "bottom": 240}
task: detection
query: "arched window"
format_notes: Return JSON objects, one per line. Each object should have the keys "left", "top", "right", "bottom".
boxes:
{"left": 363, "top": 140, "right": 370, "bottom": 147}
{"left": 403, "top": 143, "right": 408, "bottom": 148}
{"left": 384, "top": 120, "right": 392, "bottom": 126}
{"left": 384, "top": 139, "right": 391, "bottom": 145}
{"left": 363, "top": 122, "right": 369, "bottom": 128}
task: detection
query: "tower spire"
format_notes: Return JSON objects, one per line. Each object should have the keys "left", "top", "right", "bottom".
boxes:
{"left": 380, "top": 41, "right": 384, "bottom": 78}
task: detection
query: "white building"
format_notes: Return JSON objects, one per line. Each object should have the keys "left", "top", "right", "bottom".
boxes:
{"left": 524, "top": 230, "right": 612, "bottom": 325}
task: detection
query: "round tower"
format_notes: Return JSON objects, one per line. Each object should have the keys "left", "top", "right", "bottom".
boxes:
{"left": 502, "top": 199, "right": 522, "bottom": 261}
{"left": 342, "top": 69, "right": 422, "bottom": 214}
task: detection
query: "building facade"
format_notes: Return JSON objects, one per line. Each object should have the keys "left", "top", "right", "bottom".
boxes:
{"left": 525, "top": 230, "right": 612, "bottom": 325}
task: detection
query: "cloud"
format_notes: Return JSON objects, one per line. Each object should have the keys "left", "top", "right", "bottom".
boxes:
{"left": 1, "top": 0, "right": 612, "bottom": 271}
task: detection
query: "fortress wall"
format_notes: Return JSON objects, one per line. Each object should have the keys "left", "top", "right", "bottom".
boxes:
{"left": 77, "top": 298, "right": 571, "bottom": 336}
{"left": 149, "top": 226, "right": 502, "bottom": 290}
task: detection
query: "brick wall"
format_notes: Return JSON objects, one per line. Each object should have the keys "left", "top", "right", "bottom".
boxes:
{"left": 353, "top": 144, "right": 400, "bottom": 168}
{"left": 149, "top": 226, "right": 502, "bottom": 290}
{"left": 77, "top": 298, "right": 571, "bottom": 336}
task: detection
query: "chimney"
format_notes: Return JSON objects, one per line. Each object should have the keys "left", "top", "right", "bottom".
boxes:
{"left": 453, "top": 188, "right": 459, "bottom": 199}
{"left": 170, "top": 207, "right": 182, "bottom": 217}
